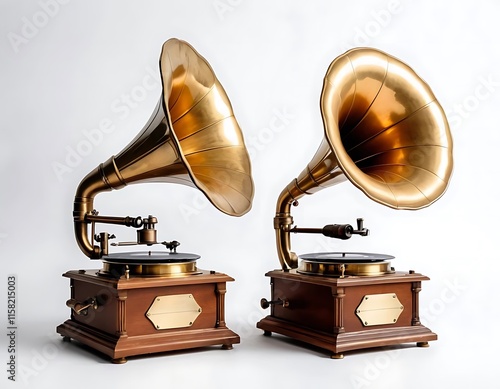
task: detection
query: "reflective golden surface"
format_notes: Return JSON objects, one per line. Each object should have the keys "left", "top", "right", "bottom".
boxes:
{"left": 355, "top": 293, "right": 404, "bottom": 326}
{"left": 73, "top": 38, "right": 254, "bottom": 259}
{"left": 158, "top": 39, "right": 253, "bottom": 215}
{"left": 298, "top": 259, "right": 394, "bottom": 277}
{"left": 100, "top": 261, "right": 201, "bottom": 277}
{"left": 322, "top": 49, "right": 453, "bottom": 208}
{"left": 297, "top": 252, "right": 394, "bottom": 277}
{"left": 275, "top": 48, "right": 453, "bottom": 270}
{"left": 146, "top": 294, "right": 202, "bottom": 330}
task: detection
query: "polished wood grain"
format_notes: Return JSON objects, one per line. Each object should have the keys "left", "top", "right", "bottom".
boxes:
{"left": 257, "top": 270, "right": 436, "bottom": 358}
{"left": 57, "top": 269, "right": 239, "bottom": 363}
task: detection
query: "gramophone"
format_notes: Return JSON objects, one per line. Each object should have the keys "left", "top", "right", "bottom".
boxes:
{"left": 257, "top": 48, "right": 453, "bottom": 358}
{"left": 56, "top": 38, "right": 254, "bottom": 363}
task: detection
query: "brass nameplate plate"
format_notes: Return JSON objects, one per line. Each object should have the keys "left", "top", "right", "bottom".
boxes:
{"left": 355, "top": 293, "right": 404, "bottom": 327}
{"left": 146, "top": 294, "right": 202, "bottom": 330}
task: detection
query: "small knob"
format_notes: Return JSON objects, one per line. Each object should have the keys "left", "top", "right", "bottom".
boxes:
{"left": 260, "top": 298, "right": 289, "bottom": 309}
{"left": 94, "top": 232, "right": 115, "bottom": 242}
{"left": 352, "top": 218, "right": 369, "bottom": 236}
{"left": 162, "top": 240, "right": 180, "bottom": 253}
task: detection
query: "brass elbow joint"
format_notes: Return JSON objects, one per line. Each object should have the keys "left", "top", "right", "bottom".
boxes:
{"left": 274, "top": 213, "right": 298, "bottom": 271}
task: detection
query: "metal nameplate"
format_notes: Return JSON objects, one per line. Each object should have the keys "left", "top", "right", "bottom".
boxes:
{"left": 146, "top": 294, "right": 202, "bottom": 330}
{"left": 355, "top": 293, "right": 404, "bottom": 327}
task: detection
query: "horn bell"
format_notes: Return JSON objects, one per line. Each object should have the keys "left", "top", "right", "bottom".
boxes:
{"left": 275, "top": 47, "right": 453, "bottom": 270}
{"left": 322, "top": 48, "right": 453, "bottom": 209}
{"left": 74, "top": 38, "right": 254, "bottom": 258}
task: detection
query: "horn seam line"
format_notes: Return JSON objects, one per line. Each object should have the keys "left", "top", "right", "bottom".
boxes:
{"left": 183, "top": 144, "right": 246, "bottom": 156}
{"left": 365, "top": 172, "right": 399, "bottom": 207}
{"left": 363, "top": 164, "right": 447, "bottom": 182}
{"left": 171, "top": 83, "right": 216, "bottom": 125}
{"left": 189, "top": 164, "right": 250, "bottom": 175}
{"left": 352, "top": 143, "right": 448, "bottom": 164}
{"left": 367, "top": 170, "right": 432, "bottom": 205}
{"left": 345, "top": 99, "right": 438, "bottom": 154}
{"left": 117, "top": 139, "right": 171, "bottom": 169}
{"left": 191, "top": 172, "right": 251, "bottom": 202}
{"left": 164, "top": 47, "right": 189, "bottom": 111}
{"left": 339, "top": 56, "right": 357, "bottom": 131}
{"left": 341, "top": 55, "right": 389, "bottom": 139}
{"left": 344, "top": 57, "right": 357, "bottom": 131}
{"left": 115, "top": 102, "right": 166, "bottom": 160}
{"left": 177, "top": 116, "right": 235, "bottom": 141}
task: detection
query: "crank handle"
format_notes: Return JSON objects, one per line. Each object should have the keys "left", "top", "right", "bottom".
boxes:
{"left": 260, "top": 298, "right": 289, "bottom": 309}
{"left": 66, "top": 298, "right": 98, "bottom": 316}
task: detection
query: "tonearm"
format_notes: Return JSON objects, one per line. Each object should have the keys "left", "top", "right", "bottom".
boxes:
{"left": 290, "top": 217, "right": 369, "bottom": 240}
{"left": 85, "top": 210, "right": 180, "bottom": 257}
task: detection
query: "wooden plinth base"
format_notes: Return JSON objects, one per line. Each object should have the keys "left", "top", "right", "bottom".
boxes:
{"left": 256, "top": 269, "right": 436, "bottom": 358}
{"left": 57, "top": 269, "right": 239, "bottom": 363}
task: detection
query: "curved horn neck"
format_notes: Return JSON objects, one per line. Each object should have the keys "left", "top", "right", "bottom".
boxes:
{"left": 274, "top": 182, "right": 301, "bottom": 271}
{"left": 73, "top": 160, "right": 122, "bottom": 259}
{"left": 274, "top": 47, "right": 453, "bottom": 271}
{"left": 73, "top": 101, "right": 183, "bottom": 259}
{"left": 274, "top": 140, "right": 346, "bottom": 270}
{"left": 72, "top": 38, "right": 255, "bottom": 260}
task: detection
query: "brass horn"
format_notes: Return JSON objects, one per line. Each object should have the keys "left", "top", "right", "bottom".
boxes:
{"left": 275, "top": 48, "right": 453, "bottom": 270}
{"left": 73, "top": 38, "right": 254, "bottom": 259}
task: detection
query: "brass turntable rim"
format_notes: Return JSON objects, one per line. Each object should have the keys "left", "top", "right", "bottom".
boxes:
{"left": 298, "top": 252, "right": 395, "bottom": 277}
{"left": 99, "top": 251, "right": 202, "bottom": 277}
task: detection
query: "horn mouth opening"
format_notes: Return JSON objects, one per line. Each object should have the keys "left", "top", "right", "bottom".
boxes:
{"left": 159, "top": 38, "right": 254, "bottom": 217}
{"left": 321, "top": 48, "right": 453, "bottom": 210}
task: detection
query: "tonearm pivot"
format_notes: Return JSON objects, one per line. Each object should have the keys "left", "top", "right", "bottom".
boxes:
{"left": 87, "top": 211, "right": 170, "bottom": 257}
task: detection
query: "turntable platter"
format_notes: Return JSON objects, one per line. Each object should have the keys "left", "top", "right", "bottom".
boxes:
{"left": 299, "top": 252, "right": 394, "bottom": 263}
{"left": 100, "top": 251, "right": 202, "bottom": 277}
{"left": 298, "top": 252, "right": 395, "bottom": 277}
{"left": 104, "top": 251, "right": 200, "bottom": 264}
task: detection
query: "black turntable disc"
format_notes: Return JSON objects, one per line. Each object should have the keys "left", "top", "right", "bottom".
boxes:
{"left": 103, "top": 251, "right": 200, "bottom": 265}
{"left": 299, "top": 252, "right": 394, "bottom": 263}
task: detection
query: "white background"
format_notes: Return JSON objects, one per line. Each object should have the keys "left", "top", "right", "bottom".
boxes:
{"left": 1, "top": 0, "right": 499, "bottom": 388}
